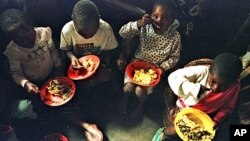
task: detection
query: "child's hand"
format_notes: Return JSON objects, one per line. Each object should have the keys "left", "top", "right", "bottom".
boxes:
{"left": 157, "top": 67, "right": 164, "bottom": 77}
{"left": 117, "top": 58, "right": 127, "bottom": 72}
{"left": 198, "top": 85, "right": 210, "bottom": 98}
{"left": 24, "top": 81, "right": 39, "bottom": 94}
{"left": 83, "top": 123, "right": 103, "bottom": 141}
{"left": 137, "top": 14, "right": 152, "bottom": 28}
{"left": 213, "top": 121, "right": 218, "bottom": 130}
{"left": 71, "top": 57, "right": 81, "bottom": 69}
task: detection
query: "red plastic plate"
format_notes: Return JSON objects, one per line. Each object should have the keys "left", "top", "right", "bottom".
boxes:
{"left": 125, "top": 60, "right": 161, "bottom": 87}
{"left": 40, "top": 76, "right": 76, "bottom": 106}
{"left": 67, "top": 55, "right": 100, "bottom": 80}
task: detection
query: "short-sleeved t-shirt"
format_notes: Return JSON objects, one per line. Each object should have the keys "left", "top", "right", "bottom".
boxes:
{"left": 60, "top": 19, "right": 118, "bottom": 57}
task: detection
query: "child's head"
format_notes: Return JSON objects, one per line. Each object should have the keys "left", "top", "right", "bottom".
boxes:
{"left": 72, "top": 0, "right": 100, "bottom": 39}
{"left": 151, "top": 0, "right": 176, "bottom": 33}
{"left": 208, "top": 53, "right": 242, "bottom": 93}
{"left": 0, "top": 9, "right": 35, "bottom": 48}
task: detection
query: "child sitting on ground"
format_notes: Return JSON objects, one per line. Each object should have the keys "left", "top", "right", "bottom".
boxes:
{"left": 0, "top": 8, "right": 64, "bottom": 119}
{"left": 60, "top": 0, "right": 118, "bottom": 88}
{"left": 153, "top": 53, "right": 242, "bottom": 140}
{"left": 117, "top": 0, "right": 181, "bottom": 118}
{"left": 1, "top": 8, "right": 63, "bottom": 94}
{"left": 60, "top": 0, "right": 119, "bottom": 140}
{"left": 1, "top": 8, "right": 103, "bottom": 141}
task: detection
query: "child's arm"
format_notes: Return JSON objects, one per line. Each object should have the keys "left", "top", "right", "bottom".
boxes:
{"left": 4, "top": 50, "right": 28, "bottom": 87}
{"left": 46, "top": 27, "right": 62, "bottom": 68}
{"left": 241, "top": 51, "right": 250, "bottom": 70}
{"left": 168, "top": 66, "right": 208, "bottom": 98}
{"left": 159, "top": 33, "right": 181, "bottom": 71}
{"left": 119, "top": 14, "right": 152, "bottom": 39}
{"left": 44, "top": 27, "right": 64, "bottom": 75}
{"left": 60, "top": 26, "right": 81, "bottom": 68}
{"left": 64, "top": 51, "right": 81, "bottom": 68}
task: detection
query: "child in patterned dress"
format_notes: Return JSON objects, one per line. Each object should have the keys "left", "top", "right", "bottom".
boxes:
{"left": 117, "top": 0, "right": 181, "bottom": 118}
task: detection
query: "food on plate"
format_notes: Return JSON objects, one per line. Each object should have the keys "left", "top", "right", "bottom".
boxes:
{"left": 133, "top": 68, "right": 158, "bottom": 85}
{"left": 176, "top": 115, "right": 213, "bottom": 141}
{"left": 72, "top": 67, "right": 86, "bottom": 76}
{"left": 46, "top": 79, "right": 72, "bottom": 100}
{"left": 41, "top": 133, "right": 68, "bottom": 141}
{"left": 80, "top": 58, "right": 95, "bottom": 72}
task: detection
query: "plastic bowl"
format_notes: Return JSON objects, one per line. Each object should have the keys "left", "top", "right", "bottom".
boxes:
{"left": 41, "top": 133, "right": 69, "bottom": 141}
{"left": 0, "top": 125, "right": 13, "bottom": 141}
{"left": 125, "top": 60, "right": 161, "bottom": 87}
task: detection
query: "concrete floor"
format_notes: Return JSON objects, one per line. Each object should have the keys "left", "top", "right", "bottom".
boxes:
{"left": 5, "top": 79, "right": 167, "bottom": 141}
{"left": 4, "top": 76, "right": 242, "bottom": 141}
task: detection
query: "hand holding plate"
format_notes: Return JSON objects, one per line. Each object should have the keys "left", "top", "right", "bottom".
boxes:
{"left": 24, "top": 81, "right": 39, "bottom": 94}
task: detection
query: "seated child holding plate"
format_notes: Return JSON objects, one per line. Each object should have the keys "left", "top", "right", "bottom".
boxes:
{"left": 0, "top": 8, "right": 63, "bottom": 118}
{"left": 117, "top": 0, "right": 181, "bottom": 118}
{"left": 60, "top": 0, "right": 119, "bottom": 140}
{"left": 153, "top": 53, "right": 242, "bottom": 140}
{"left": 60, "top": 0, "right": 118, "bottom": 88}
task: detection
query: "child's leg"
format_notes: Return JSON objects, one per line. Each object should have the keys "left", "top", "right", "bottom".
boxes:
{"left": 97, "top": 64, "right": 112, "bottom": 82}
{"left": 153, "top": 110, "right": 178, "bottom": 140}
{"left": 118, "top": 83, "right": 136, "bottom": 114}
{"left": 130, "top": 86, "right": 148, "bottom": 118}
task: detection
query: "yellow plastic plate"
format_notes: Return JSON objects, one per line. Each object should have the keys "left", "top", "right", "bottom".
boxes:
{"left": 174, "top": 108, "right": 216, "bottom": 141}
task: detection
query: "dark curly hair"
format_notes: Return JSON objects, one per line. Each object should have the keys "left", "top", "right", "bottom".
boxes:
{"left": 209, "top": 53, "right": 242, "bottom": 87}
{"left": 0, "top": 8, "right": 32, "bottom": 33}
{"left": 72, "top": 0, "right": 99, "bottom": 28}
{"left": 152, "top": 0, "right": 176, "bottom": 22}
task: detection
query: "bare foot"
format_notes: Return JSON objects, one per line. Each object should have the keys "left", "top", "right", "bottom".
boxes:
{"left": 83, "top": 123, "right": 103, "bottom": 141}
{"left": 118, "top": 97, "right": 128, "bottom": 114}
{"left": 130, "top": 104, "right": 144, "bottom": 118}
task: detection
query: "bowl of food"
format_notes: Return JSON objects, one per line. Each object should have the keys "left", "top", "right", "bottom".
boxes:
{"left": 40, "top": 76, "right": 76, "bottom": 106}
{"left": 0, "top": 124, "right": 13, "bottom": 141}
{"left": 67, "top": 55, "right": 100, "bottom": 80}
{"left": 174, "top": 108, "right": 216, "bottom": 141}
{"left": 125, "top": 60, "right": 161, "bottom": 86}
{"left": 41, "top": 133, "right": 68, "bottom": 141}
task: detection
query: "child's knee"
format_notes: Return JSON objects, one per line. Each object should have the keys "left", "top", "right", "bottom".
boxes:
{"left": 135, "top": 86, "right": 148, "bottom": 102}
{"left": 135, "top": 86, "right": 147, "bottom": 95}
{"left": 123, "top": 83, "right": 135, "bottom": 94}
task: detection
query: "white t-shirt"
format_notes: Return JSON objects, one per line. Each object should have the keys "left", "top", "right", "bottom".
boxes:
{"left": 60, "top": 19, "right": 118, "bottom": 57}
{"left": 168, "top": 65, "right": 211, "bottom": 107}
{"left": 4, "top": 27, "right": 62, "bottom": 87}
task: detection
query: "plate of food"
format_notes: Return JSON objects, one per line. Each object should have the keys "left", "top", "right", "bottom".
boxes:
{"left": 125, "top": 60, "right": 162, "bottom": 86}
{"left": 0, "top": 124, "right": 13, "bottom": 140}
{"left": 40, "top": 76, "right": 76, "bottom": 106}
{"left": 41, "top": 133, "right": 69, "bottom": 141}
{"left": 67, "top": 55, "right": 100, "bottom": 80}
{"left": 174, "top": 108, "right": 216, "bottom": 141}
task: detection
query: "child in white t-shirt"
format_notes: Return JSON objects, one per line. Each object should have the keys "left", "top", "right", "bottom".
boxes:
{"left": 60, "top": 0, "right": 118, "bottom": 88}
{"left": 59, "top": 0, "right": 120, "bottom": 140}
